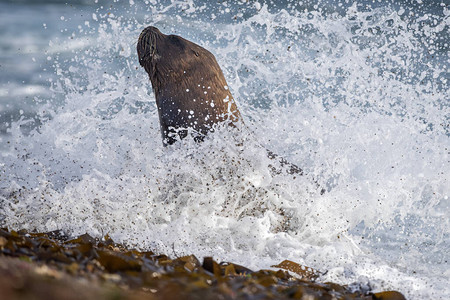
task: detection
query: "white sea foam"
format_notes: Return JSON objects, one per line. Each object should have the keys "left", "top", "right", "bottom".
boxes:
{"left": 1, "top": 1, "right": 448, "bottom": 299}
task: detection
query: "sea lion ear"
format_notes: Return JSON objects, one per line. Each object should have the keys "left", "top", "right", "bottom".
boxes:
{"left": 192, "top": 50, "right": 199, "bottom": 57}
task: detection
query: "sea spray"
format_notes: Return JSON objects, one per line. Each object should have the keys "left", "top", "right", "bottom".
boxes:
{"left": 1, "top": 1, "right": 448, "bottom": 299}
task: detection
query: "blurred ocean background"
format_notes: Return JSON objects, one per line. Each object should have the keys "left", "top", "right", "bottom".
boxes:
{"left": 0, "top": 0, "right": 448, "bottom": 299}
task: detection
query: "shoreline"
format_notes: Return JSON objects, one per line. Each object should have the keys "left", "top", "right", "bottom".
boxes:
{"left": 0, "top": 228, "right": 405, "bottom": 300}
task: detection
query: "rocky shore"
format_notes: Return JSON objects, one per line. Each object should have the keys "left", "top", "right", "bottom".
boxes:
{"left": 0, "top": 228, "right": 405, "bottom": 300}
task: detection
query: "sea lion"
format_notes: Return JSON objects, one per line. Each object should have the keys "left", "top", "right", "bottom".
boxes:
{"left": 137, "top": 26, "right": 309, "bottom": 179}
{"left": 137, "top": 26, "right": 241, "bottom": 145}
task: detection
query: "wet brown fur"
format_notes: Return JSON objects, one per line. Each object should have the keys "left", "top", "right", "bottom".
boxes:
{"left": 137, "top": 26, "right": 241, "bottom": 145}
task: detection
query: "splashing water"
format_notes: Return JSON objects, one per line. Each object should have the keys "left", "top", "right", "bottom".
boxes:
{"left": 1, "top": 1, "right": 448, "bottom": 299}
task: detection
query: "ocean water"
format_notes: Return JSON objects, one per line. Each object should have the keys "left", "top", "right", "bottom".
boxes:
{"left": 0, "top": 0, "right": 449, "bottom": 298}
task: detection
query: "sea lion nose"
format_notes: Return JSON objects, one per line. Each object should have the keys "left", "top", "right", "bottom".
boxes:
{"left": 141, "top": 26, "right": 161, "bottom": 37}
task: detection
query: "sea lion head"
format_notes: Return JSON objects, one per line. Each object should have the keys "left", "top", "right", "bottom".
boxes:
{"left": 137, "top": 26, "right": 197, "bottom": 93}
{"left": 137, "top": 26, "right": 241, "bottom": 145}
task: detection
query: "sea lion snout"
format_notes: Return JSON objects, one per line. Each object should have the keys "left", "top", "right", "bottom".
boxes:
{"left": 137, "top": 26, "right": 162, "bottom": 66}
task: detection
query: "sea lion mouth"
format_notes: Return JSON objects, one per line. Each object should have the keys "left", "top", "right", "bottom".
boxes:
{"left": 137, "top": 26, "right": 161, "bottom": 66}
